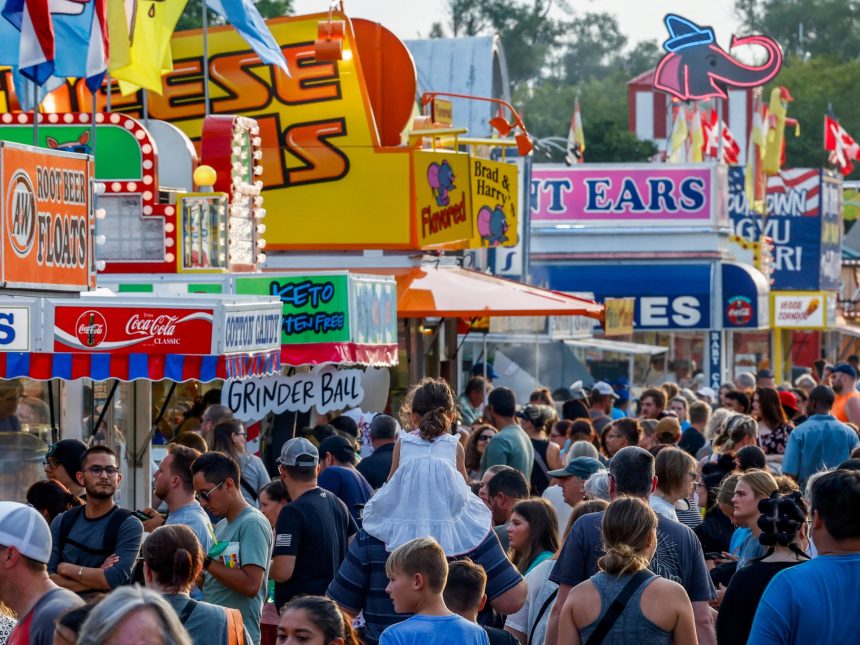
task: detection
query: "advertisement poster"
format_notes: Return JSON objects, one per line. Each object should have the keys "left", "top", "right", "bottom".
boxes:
{"left": 413, "top": 150, "right": 472, "bottom": 248}
{"left": 2, "top": 145, "right": 94, "bottom": 290}
{"left": 235, "top": 274, "right": 351, "bottom": 345}
{"left": 350, "top": 278, "right": 397, "bottom": 345}
{"left": 531, "top": 165, "right": 713, "bottom": 223}
{"left": 54, "top": 306, "right": 214, "bottom": 353}
{"left": 470, "top": 158, "right": 518, "bottom": 247}
{"left": 772, "top": 293, "right": 827, "bottom": 329}
{"left": 729, "top": 167, "right": 842, "bottom": 291}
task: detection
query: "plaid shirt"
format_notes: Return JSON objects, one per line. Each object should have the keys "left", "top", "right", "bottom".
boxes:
{"left": 327, "top": 529, "right": 523, "bottom": 644}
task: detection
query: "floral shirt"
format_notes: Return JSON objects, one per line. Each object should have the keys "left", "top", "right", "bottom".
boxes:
{"left": 759, "top": 421, "right": 793, "bottom": 456}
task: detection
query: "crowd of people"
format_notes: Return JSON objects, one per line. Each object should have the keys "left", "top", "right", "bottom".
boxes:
{"left": 2, "top": 361, "right": 860, "bottom": 645}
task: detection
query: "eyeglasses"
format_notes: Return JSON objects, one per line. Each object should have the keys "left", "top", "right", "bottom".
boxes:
{"left": 85, "top": 465, "right": 119, "bottom": 477}
{"left": 689, "top": 471, "right": 702, "bottom": 485}
{"left": 43, "top": 458, "right": 60, "bottom": 469}
{"left": 478, "top": 434, "right": 494, "bottom": 442}
{"left": 196, "top": 480, "right": 225, "bottom": 501}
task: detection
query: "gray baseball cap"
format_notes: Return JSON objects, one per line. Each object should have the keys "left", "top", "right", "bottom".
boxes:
{"left": 278, "top": 437, "right": 319, "bottom": 467}
{"left": 547, "top": 456, "right": 605, "bottom": 480}
{"left": 0, "top": 501, "right": 52, "bottom": 564}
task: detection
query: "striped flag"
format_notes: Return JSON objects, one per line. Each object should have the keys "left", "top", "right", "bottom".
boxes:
{"left": 52, "top": 0, "right": 109, "bottom": 92}
{"left": 824, "top": 113, "right": 859, "bottom": 176}
{"left": 2, "top": 0, "right": 54, "bottom": 84}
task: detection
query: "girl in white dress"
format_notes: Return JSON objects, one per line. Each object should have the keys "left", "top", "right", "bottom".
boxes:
{"left": 361, "top": 378, "right": 493, "bottom": 556}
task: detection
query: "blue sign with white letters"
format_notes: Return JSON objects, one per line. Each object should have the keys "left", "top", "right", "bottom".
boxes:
{"left": 0, "top": 307, "right": 30, "bottom": 351}
{"left": 532, "top": 263, "right": 713, "bottom": 330}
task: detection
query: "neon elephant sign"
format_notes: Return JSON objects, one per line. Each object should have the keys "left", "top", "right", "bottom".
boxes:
{"left": 653, "top": 14, "right": 783, "bottom": 101}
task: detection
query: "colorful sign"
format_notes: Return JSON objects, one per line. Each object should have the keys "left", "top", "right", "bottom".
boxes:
{"left": 222, "top": 366, "right": 365, "bottom": 421}
{"left": 414, "top": 151, "right": 472, "bottom": 248}
{"left": 177, "top": 194, "right": 229, "bottom": 273}
{"left": 728, "top": 167, "right": 843, "bottom": 291}
{"left": 350, "top": 276, "right": 398, "bottom": 345}
{"left": 1, "top": 143, "right": 94, "bottom": 291}
{"left": 708, "top": 330, "right": 722, "bottom": 389}
{"left": 653, "top": 14, "right": 782, "bottom": 101}
{"left": 234, "top": 274, "right": 351, "bottom": 344}
{"left": 530, "top": 166, "right": 716, "bottom": 224}
{"left": 471, "top": 158, "right": 518, "bottom": 247}
{"left": 772, "top": 292, "right": 827, "bottom": 329}
{"left": 0, "top": 306, "right": 31, "bottom": 351}
{"left": 223, "top": 309, "right": 282, "bottom": 354}
{"left": 603, "top": 298, "right": 635, "bottom": 336}
{"left": 53, "top": 306, "right": 215, "bottom": 353}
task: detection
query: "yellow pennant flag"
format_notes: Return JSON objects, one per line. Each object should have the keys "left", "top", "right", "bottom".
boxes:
{"left": 109, "top": 0, "right": 190, "bottom": 95}
{"left": 690, "top": 106, "right": 704, "bottom": 163}
{"left": 668, "top": 106, "right": 688, "bottom": 163}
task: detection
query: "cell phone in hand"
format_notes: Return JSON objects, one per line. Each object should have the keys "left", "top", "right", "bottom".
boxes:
{"left": 132, "top": 510, "right": 151, "bottom": 521}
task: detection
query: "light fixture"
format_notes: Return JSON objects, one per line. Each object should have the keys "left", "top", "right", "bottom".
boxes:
{"left": 489, "top": 116, "right": 513, "bottom": 136}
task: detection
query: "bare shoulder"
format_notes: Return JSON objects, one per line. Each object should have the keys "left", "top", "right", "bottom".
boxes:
{"left": 567, "top": 580, "right": 601, "bottom": 626}
{"left": 640, "top": 576, "right": 692, "bottom": 630}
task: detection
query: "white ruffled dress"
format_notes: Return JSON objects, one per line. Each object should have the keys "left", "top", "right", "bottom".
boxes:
{"left": 361, "top": 430, "right": 492, "bottom": 555}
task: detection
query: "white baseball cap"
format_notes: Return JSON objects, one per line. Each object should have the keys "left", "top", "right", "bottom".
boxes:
{"left": 591, "top": 381, "right": 619, "bottom": 399}
{"left": 0, "top": 501, "right": 52, "bottom": 564}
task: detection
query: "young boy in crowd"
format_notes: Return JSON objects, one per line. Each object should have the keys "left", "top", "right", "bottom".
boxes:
{"left": 381, "top": 538, "right": 489, "bottom": 645}
{"left": 443, "top": 559, "right": 518, "bottom": 645}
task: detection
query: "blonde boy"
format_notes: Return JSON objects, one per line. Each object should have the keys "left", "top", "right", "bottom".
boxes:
{"left": 381, "top": 538, "right": 489, "bottom": 645}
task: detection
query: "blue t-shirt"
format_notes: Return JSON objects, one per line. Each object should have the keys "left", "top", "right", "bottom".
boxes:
{"left": 748, "top": 554, "right": 860, "bottom": 645}
{"left": 318, "top": 465, "right": 373, "bottom": 525}
{"left": 781, "top": 414, "right": 860, "bottom": 487}
{"left": 729, "top": 527, "right": 751, "bottom": 555}
{"left": 380, "top": 615, "right": 489, "bottom": 645}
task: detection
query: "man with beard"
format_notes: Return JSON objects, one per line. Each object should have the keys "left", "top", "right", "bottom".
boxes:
{"left": 140, "top": 444, "right": 214, "bottom": 553}
{"left": 48, "top": 446, "right": 143, "bottom": 594}
{"left": 830, "top": 364, "right": 860, "bottom": 425}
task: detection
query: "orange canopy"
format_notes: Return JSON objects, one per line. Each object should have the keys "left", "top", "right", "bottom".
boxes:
{"left": 373, "top": 266, "right": 604, "bottom": 320}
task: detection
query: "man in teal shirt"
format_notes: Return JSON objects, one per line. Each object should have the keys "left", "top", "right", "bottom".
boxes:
{"left": 480, "top": 387, "right": 534, "bottom": 479}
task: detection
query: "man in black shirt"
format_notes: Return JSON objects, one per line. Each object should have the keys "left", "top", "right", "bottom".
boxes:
{"left": 356, "top": 414, "right": 398, "bottom": 489}
{"left": 271, "top": 437, "right": 357, "bottom": 610}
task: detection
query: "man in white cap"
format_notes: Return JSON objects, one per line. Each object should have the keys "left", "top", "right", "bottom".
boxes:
{"left": 0, "top": 502, "right": 84, "bottom": 645}
{"left": 588, "top": 382, "right": 618, "bottom": 434}
{"left": 271, "top": 437, "right": 356, "bottom": 612}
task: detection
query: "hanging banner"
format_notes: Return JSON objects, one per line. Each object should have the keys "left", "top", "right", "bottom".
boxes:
{"left": 222, "top": 366, "right": 365, "bottom": 421}
{"left": 1, "top": 143, "right": 94, "bottom": 291}
{"left": 603, "top": 298, "right": 635, "bottom": 336}
{"left": 470, "top": 158, "right": 518, "bottom": 247}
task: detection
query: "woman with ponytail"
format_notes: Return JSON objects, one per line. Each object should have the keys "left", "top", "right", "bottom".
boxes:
{"left": 558, "top": 497, "right": 696, "bottom": 644}
{"left": 361, "top": 377, "right": 493, "bottom": 555}
{"left": 716, "top": 491, "right": 809, "bottom": 644}
{"left": 142, "top": 524, "right": 252, "bottom": 645}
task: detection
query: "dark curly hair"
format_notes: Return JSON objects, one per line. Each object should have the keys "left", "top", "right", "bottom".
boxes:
{"left": 756, "top": 491, "right": 810, "bottom": 560}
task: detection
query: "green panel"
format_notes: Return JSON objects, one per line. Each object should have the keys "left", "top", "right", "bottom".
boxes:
{"left": 0, "top": 125, "right": 143, "bottom": 180}
{"left": 235, "top": 275, "right": 350, "bottom": 344}
{"left": 118, "top": 284, "right": 154, "bottom": 293}
{"left": 187, "top": 283, "right": 223, "bottom": 294}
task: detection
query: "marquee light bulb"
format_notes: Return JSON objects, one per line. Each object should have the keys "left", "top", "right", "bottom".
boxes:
{"left": 95, "top": 208, "right": 106, "bottom": 220}
{"left": 165, "top": 252, "right": 175, "bottom": 263}
{"left": 94, "top": 234, "right": 106, "bottom": 245}
{"left": 95, "top": 260, "right": 106, "bottom": 271}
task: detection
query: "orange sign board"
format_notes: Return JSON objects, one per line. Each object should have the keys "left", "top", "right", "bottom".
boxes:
{"left": 413, "top": 150, "right": 472, "bottom": 248}
{"left": 1, "top": 143, "right": 94, "bottom": 291}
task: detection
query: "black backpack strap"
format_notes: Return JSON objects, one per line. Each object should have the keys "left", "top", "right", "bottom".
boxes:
{"left": 240, "top": 478, "right": 259, "bottom": 502}
{"left": 584, "top": 570, "right": 652, "bottom": 645}
{"left": 179, "top": 597, "right": 199, "bottom": 623}
{"left": 57, "top": 505, "right": 86, "bottom": 557}
{"left": 103, "top": 508, "right": 133, "bottom": 554}
{"left": 59, "top": 506, "right": 132, "bottom": 558}
{"left": 528, "top": 588, "right": 558, "bottom": 645}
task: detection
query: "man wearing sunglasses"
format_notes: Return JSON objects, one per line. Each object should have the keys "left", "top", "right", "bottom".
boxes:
{"left": 191, "top": 450, "right": 272, "bottom": 645}
{"left": 48, "top": 446, "right": 143, "bottom": 595}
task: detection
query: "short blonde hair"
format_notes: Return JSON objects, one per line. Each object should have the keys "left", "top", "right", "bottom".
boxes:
{"left": 385, "top": 537, "right": 448, "bottom": 593}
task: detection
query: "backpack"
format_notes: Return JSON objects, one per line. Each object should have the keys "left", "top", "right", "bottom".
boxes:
{"left": 57, "top": 505, "right": 134, "bottom": 559}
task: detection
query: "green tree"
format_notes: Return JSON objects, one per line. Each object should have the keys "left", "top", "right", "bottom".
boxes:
{"left": 176, "top": 0, "right": 292, "bottom": 32}
{"left": 736, "top": 0, "right": 860, "bottom": 61}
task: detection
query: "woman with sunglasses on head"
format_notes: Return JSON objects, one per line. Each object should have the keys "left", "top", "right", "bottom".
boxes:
{"left": 716, "top": 491, "right": 809, "bottom": 645}
{"left": 464, "top": 424, "right": 497, "bottom": 481}
{"left": 211, "top": 418, "right": 272, "bottom": 508}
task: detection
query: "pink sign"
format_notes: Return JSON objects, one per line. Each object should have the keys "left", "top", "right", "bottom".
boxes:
{"left": 531, "top": 167, "right": 713, "bottom": 222}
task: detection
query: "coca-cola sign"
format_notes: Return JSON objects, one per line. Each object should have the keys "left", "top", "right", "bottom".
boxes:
{"left": 54, "top": 306, "right": 215, "bottom": 353}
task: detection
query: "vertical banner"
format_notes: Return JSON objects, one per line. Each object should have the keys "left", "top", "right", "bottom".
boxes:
{"left": 708, "top": 330, "right": 722, "bottom": 389}
{"left": 470, "top": 158, "right": 518, "bottom": 247}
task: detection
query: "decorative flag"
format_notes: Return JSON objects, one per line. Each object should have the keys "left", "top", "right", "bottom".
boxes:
{"left": 2, "top": 0, "right": 54, "bottom": 84}
{"left": 564, "top": 98, "right": 585, "bottom": 165}
{"left": 668, "top": 104, "right": 688, "bottom": 163}
{"left": 109, "top": 0, "right": 189, "bottom": 94}
{"left": 763, "top": 86, "right": 799, "bottom": 174}
{"left": 51, "top": 0, "right": 109, "bottom": 92}
{"left": 689, "top": 105, "right": 704, "bottom": 162}
{"left": 825, "top": 113, "right": 860, "bottom": 176}
{"left": 745, "top": 89, "right": 769, "bottom": 213}
{"left": 703, "top": 109, "right": 741, "bottom": 164}
{"left": 205, "top": 0, "right": 289, "bottom": 76}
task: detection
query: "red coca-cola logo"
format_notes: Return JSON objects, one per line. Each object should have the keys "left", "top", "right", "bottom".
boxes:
{"left": 726, "top": 296, "right": 753, "bottom": 326}
{"left": 125, "top": 314, "right": 179, "bottom": 338}
{"left": 75, "top": 310, "right": 107, "bottom": 347}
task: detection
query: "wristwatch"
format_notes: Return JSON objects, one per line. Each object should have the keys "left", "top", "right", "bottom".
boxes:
{"left": 203, "top": 556, "right": 213, "bottom": 571}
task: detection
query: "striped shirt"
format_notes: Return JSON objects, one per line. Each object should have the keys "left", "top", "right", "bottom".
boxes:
{"left": 327, "top": 529, "right": 522, "bottom": 645}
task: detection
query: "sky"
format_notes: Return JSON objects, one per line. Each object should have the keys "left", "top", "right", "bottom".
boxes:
{"left": 292, "top": 1, "right": 742, "bottom": 48}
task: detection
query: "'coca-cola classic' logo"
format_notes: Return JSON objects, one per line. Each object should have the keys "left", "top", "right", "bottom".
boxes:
{"left": 125, "top": 314, "right": 179, "bottom": 338}
{"left": 75, "top": 310, "right": 107, "bottom": 347}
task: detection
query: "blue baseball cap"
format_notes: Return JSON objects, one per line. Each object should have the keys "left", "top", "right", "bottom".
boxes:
{"left": 472, "top": 362, "right": 498, "bottom": 379}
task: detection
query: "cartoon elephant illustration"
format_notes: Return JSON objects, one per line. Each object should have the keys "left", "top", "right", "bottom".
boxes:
{"left": 477, "top": 204, "right": 509, "bottom": 246}
{"left": 653, "top": 14, "right": 783, "bottom": 101}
